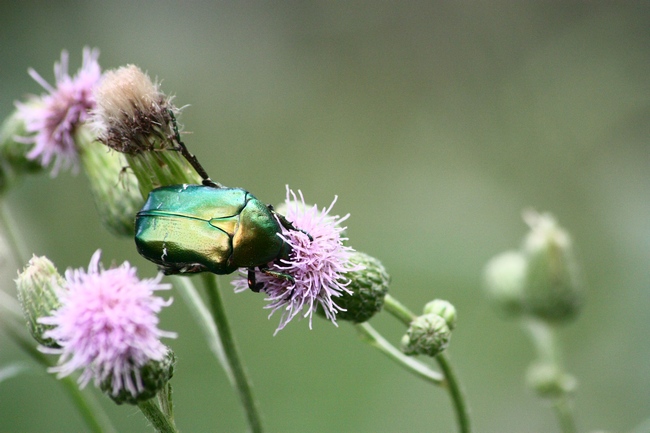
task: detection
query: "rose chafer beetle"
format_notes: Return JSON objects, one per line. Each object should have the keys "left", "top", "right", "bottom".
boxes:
{"left": 134, "top": 113, "right": 304, "bottom": 291}
{"left": 135, "top": 184, "right": 298, "bottom": 291}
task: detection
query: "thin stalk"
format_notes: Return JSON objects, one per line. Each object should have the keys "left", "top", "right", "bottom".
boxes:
{"left": 0, "top": 200, "right": 30, "bottom": 266}
{"left": 201, "top": 273, "right": 263, "bottom": 433}
{"left": 552, "top": 396, "right": 577, "bottom": 433}
{"left": 383, "top": 293, "right": 472, "bottom": 433}
{"left": 523, "top": 319, "right": 578, "bottom": 433}
{"left": 436, "top": 353, "right": 471, "bottom": 433}
{"left": 137, "top": 397, "right": 178, "bottom": 433}
{"left": 355, "top": 322, "right": 443, "bottom": 385}
{"left": 172, "top": 276, "right": 234, "bottom": 385}
{"left": 383, "top": 294, "right": 416, "bottom": 325}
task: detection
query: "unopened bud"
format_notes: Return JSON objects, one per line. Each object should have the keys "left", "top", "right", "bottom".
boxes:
{"left": 0, "top": 110, "right": 43, "bottom": 193}
{"left": 521, "top": 211, "right": 583, "bottom": 323}
{"left": 401, "top": 313, "right": 451, "bottom": 357}
{"left": 483, "top": 251, "right": 527, "bottom": 318}
{"left": 423, "top": 299, "right": 457, "bottom": 330}
{"left": 15, "top": 255, "right": 64, "bottom": 347}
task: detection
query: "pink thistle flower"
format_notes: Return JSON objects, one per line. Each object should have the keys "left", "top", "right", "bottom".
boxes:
{"left": 15, "top": 47, "right": 102, "bottom": 175}
{"left": 39, "top": 250, "right": 176, "bottom": 398}
{"left": 233, "top": 187, "right": 360, "bottom": 334}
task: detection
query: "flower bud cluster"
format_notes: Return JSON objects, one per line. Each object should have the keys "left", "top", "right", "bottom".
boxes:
{"left": 401, "top": 299, "right": 456, "bottom": 358}
{"left": 483, "top": 211, "right": 583, "bottom": 324}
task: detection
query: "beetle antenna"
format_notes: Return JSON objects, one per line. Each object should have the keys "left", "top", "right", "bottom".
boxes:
{"left": 168, "top": 109, "right": 223, "bottom": 188}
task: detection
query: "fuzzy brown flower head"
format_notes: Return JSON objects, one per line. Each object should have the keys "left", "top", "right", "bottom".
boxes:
{"left": 92, "top": 65, "right": 176, "bottom": 155}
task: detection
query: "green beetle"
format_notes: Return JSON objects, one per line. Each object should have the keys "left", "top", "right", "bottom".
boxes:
{"left": 135, "top": 184, "right": 298, "bottom": 291}
{"left": 134, "top": 111, "right": 307, "bottom": 291}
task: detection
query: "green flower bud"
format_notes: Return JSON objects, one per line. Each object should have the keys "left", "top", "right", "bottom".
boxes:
{"left": 92, "top": 65, "right": 201, "bottom": 195}
{"left": 521, "top": 211, "right": 583, "bottom": 323}
{"left": 483, "top": 251, "right": 527, "bottom": 318}
{"left": 78, "top": 130, "right": 144, "bottom": 237}
{"left": 526, "top": 362, "right": 576, "bottom": 399}
{"left": 15, "top": 255, "right": 64, "bottom": 347}
{"left": 423, "top": 299, "right": 457, "bottom": 331}
{"left": 334, "top": 251, "right": 390, "bottom": 323}
{"left": 0, "top": 110, "right": 43, "bottom": 194}
{"left": 401, "top": 313, "right": 451, "bottom": 357}
{"left": 102, "top": 347, "right": 175, "bottom": 405}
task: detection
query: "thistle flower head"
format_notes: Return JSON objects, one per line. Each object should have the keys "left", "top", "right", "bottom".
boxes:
{"left": 92, "top": 65, "right": 175, "bottom": 155}
{"left": 39, "top": 250, "right": 176, "bottom": 399}
{"left": 91, "top": 65, "right": 200, "bottom": 193}
{"left": 15, "top": 47, "right": 101, "bottom": 175}
{"left": 233, "top": 187, "right": 360, "bottom": 334}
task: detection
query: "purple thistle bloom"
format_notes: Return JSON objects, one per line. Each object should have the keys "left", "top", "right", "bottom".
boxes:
{"left": 39, "top": 250, "right": 176, "bottom": 398}
{"left": 15, "top": 47, "right": 102, "bottom": 175}
{"left": 233, "top": 187, "right": 360, "bottom": 334}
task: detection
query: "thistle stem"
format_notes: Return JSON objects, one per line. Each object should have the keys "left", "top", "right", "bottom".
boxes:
{"left": 0, "top": 200, "right": 30, "bottom": 266}
{"left": 523, "top": 320, "right": 577, "bottom": 433}
{"left": 173, "top": 276, "right": 234, "bottom": 385}
{"left": 552, "top": 396, "right": 577, "bottom": 433}
{"left": 383, "top": 293, "right": 472, "bottom": 433}
{"left": 355, "top": 322, "right": 443, "bottom": 385}
{"left": 383, "top": 294, "right": 416, "bottom": 325}
{"left": 435, "top": 353, "right": 472, "bottom": 433}
{"left": 201, "top": 273, "right": 264, "bottom": 433}
{"left": 137, "top": 397, "right": 178, "bottom": 433}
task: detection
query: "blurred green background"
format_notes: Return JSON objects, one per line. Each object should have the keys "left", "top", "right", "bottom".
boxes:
{"left": 1, "top": 2, "right": 649, "bottom": 432}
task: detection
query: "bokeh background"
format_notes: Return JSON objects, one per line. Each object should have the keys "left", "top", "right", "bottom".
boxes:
{"left": 1, "top": 2, "right": 649, "bottom": 432}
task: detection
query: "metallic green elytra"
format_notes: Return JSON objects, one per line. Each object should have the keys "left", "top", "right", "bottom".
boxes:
{"left": 135, "top": 184, "right": 294, "bottom": 291}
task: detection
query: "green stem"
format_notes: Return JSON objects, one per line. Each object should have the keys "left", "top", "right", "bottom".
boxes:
{"left": 355, "top": 322, "right": 443, "bottom": 385}
{"left": 523, "top": 320, "right": 577, "bottom": 433}
{"left": 137, "top": 397, "right": 178, "bottom": 433}
{"left": 201, "top": 274, "right": 264, "bottom": 433}
{"left": 552, "top": 396, "right": 577, "bottom": 433}
{"left": 173, "top": 276, "right": 234, "bottom": 385}
{"left": 436, "top": 353, "right": 471, "bottom": 433}
{"left": 383, "top": 294, "right": 417, "bottom": 325}
{"left": 383, "top": 293, "right": 471, "bottom": 433}
{"left": 0, "top": 200, "right": 30, "bottom": 266}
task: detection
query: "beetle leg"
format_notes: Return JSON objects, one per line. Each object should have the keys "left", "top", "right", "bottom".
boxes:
{"left": 248, "top": 266, "right": 296, "bottom": 293}
{"left": 247, "top": 268, "right": 264, "bottom": 293}
{"left": 167, "top": 109, "right": 224, "bottom": 189}
{"left": 259, "top": 267, "right": 295, "bottom": 284}
{"left": 268, "top": 205, "right": 313, "bottom": 241}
